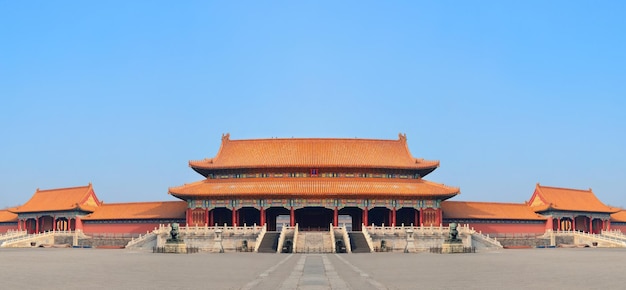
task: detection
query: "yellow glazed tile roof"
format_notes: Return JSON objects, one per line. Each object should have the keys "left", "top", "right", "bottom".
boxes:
{"left": 10, "top": 184, "right": 100, "bottom": 213}
{"left": 0, "top": 210, "right": 18, "bottom": 222}
{"left": 442, "top": 201, "right": 546, "bottom": 220}
{"left": 529, "top": 184, "right": 619, "bottom": 214}
{"left": 189, "top": 134, "right": 439, "bottom": 170}
{"left": 169, "top": 177, "right": 459, "bottom": 199}
{"left": 83, "top": 201, "right": 187, "bottom": 220}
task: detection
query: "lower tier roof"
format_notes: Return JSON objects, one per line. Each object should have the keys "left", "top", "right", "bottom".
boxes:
{"left": 169, "top": 177, "right": 459, "bottom": 199}
{"left": 442, "top": 201, "right": 546, "bottom": 221}
{"left": 83, "top": 201, "right": 186, "bottom": 220}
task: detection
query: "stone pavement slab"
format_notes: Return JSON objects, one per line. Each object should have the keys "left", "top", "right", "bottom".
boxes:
{"left": 2, "top": 248, "right": 626, "bottom": 289}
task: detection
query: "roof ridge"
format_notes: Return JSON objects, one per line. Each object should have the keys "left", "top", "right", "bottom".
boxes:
{"left": 101, "top": 200, "right": 185, "bottom": 206}
{"left": 225, "top": 135, "right": 406, "bottom": 142}
{"left": 537, "top": 184, "right": 592, "bottom": 192}
{"left": 444, "top": 200, "right": 527, "bottom": 206}
{"left": 36, "top": 184, "right": 91, "bottom": 192}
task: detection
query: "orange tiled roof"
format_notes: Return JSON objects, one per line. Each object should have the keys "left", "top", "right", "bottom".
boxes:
{"left": 169, "top": 178, "right": 459, "bottom": 198}
{"left": 83, "top": 201, "right": 187, "bottom": 220}
{"left": 528, "top": 184, "right": 619, "bottom": 214}
{"left": 189, "top": 133, "right": 439, "bottom": 170}
{"left": 10, "top": 184, "right": 100, "bottom": 214}
{"left": 610, "top": 210, "right": 626, "bottom": 223}
{"left": 0, "top": 210, "right": 18, "bottom": 223}
{"left": 442, "top": 201, "right": 546, "bottom": 220}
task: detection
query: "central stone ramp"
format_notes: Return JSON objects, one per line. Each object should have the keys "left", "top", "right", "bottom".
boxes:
{"left": 257, "top": 232, "right": 280, "bottom": 253}
{"left": 295, "top": 231, "right": 333, "bottom": 253}
{"left": 348, "top": 232, "right": 370, "bottom": 253}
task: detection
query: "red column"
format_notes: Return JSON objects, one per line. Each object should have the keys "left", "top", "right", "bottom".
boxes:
{"left": 232, "top": 208, "right": 237, "bottom": 226}
{"left": 419, "top": 209, "right": 424, "bottom": 226}
{"left": 607, "top": 220, "right": 611, "bottom": 230}
{"left": 437, "top": 208, "right": 443, "bottom": 225}
{"left": 572, "top": 218, "right": 576, "bottom": 232}
{"left": 589, "top": 217, "right": 593, "bottom": 233}
{"left": 35, "top": 217, "right": 40, "bottom": 233}
{"left": 362, "top": 207, "right": 368, "bottom": 227}
{"left": 204, "top": 208, "right": 209, "bottom": 225}
{"left": 209, "top": 210, "right": 214, "bottom": 226}
{"left": 260, "top": 207, "right": 266, "bottom": 226}
{"left": 290, "top": 207, "right": 295, "bottom": 227}
{"left": 53, "top": 216, "right": 56, "bottom": 231}
{"left": 333, "top": 207, "right": 338, "bottom": 227}
{"left": 392, "top": 207, "right": 397, "bottom": 226}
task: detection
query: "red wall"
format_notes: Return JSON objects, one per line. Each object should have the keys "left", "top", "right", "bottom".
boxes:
{"left": 452, "top": 222, "right": 547, "bottom": 235}
{"left": 82, "top": 223, "right": 164, "bottom": 234}
{"left": 609, "top": 223, "right": 626, "bottom": 233}
{"left": 0, "top": 223, "right": 18, "bottom": 233}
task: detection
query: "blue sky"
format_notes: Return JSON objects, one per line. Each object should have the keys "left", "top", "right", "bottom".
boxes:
{"left": 1, "top": 1, "right": 625, "bottom": 209}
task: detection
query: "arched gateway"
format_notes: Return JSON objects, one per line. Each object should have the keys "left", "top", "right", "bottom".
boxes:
{"left": 168, "top": 134, "right": 459, "bottom": 232}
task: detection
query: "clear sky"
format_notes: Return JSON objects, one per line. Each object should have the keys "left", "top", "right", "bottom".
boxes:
{"left": 1, "top": 1, "right": 625, "bottom": 209}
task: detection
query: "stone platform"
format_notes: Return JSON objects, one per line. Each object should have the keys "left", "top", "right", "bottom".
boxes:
{"left": 164, "top": 241, "right": 187, "bottom": 254}
{"left": 441, "top": 241, "right": 465, "bottom": 254}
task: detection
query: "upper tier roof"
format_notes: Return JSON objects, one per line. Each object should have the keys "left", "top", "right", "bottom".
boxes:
{"left": 10, "top": 184, "right": 101, "bottom": 214}
{"left": 189, "top": 133, "right": 439, "bottom": 175}
{"left": 442, "top": 201, "right": 546, "bottom": 221}
{"left": 83, "top": 201, "right": 186, "bottom": 220}
{"left": 169, "top": 178, "right": 459, "bottom": 199}
{"left": 528, "top": 184, "right": 619, "bottom": 214}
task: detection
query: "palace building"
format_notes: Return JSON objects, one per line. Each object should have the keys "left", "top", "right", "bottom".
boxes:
{"left": 2, "top": 133, "right": 626, "bottom": 243}
{"left": 168, "top": 133, "right": 459, "bottom": 231}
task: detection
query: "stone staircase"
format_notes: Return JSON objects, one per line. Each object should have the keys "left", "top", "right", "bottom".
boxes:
{"left": 257, "top": 232, "right": 280, "bottom": 253}
{"left": 601, "top": 230, "right": 626, "bottom": 242}
{"left": 348, "top": 232, "right": 371, "bottom": 253}
{"left": 1, "top": 231, "right": 83, "bottom": 248}
{"left": 0, "top": 230, "right": 27, "bottom": 243}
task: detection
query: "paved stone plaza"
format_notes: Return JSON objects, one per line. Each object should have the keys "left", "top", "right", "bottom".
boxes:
{"left": 1, "top": 248, "right": 626, "bottom": 289}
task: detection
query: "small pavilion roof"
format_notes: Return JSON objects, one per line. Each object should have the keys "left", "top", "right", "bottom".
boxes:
{"left": 169, "top": 178, "right": 459, "bottom": 199}
{"left": 189, "top": 133, "right": 439, "bottom": 173}
{"left": 528, "top": 184, "right": 619, "bottom": 214}
{"left": 442, "top": 201, "right": 546, "bottom": 220}
{"left": 10, "top": 184, "right": 100, "bottom": 214}
{"left": 0, "top": 210, "right": 18, "bottom": 223}
{"left": 83, "top": 201, "right": 186, "bottom": 220}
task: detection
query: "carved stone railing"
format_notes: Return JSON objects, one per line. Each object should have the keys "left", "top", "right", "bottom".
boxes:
{"left": 361, "top": 224, "right": 374, "bottom": 252}
{"left": 329, "top": 223, "right": 336, "bottom": 253}
{"left": 601, "top": 229, "right": 626, "bottom": 241}
{"left": 1, "top": 231, "right": 56, "bottom": 247}
{"left": 126, "top": 227, "right": 160, "bottom": 249}
{"left": 253, "top": 224, "right": 267, "bottom": 252}
{"left": 341, "top": 226, "right": 352, "bottom": 253}
{"left": 276, "top": 224, "right": 292, "bottom": 254}
{"left": 292, "top": 223, "right": 300, "bottom": 253}
{"left": 0, "top": 230, "right": 27, "bottom": 242}
{"left": 563, "top": 230, "right": 626, "bottom": 246}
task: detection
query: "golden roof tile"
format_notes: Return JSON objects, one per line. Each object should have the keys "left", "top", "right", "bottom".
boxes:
{"left": 83, "top": 201, "right": 187, "bottom": 220}
{"left": 442, "top": 201, "right": 546, "bottom": 220}
{"left": 529, "top": 184, "right": 619, "bottom": 214}
{"left": 189, "top": 134, "right": 439, "bottom": 170}
{"left": 10, "top": 184, "right": 100, "bottom": 214}
{"left": 610, "top": 210, "right": 626, "bottom": 222}
{"left": 0, "top": 210, "right": 18, "bottom": 223}
{"left": 169, "top": 178, "right": 459, "bottom": 199}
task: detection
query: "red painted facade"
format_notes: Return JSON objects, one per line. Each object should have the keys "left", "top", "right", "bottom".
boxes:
{"left": 82, "top": 223, "right": 164, "bottom": 235}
